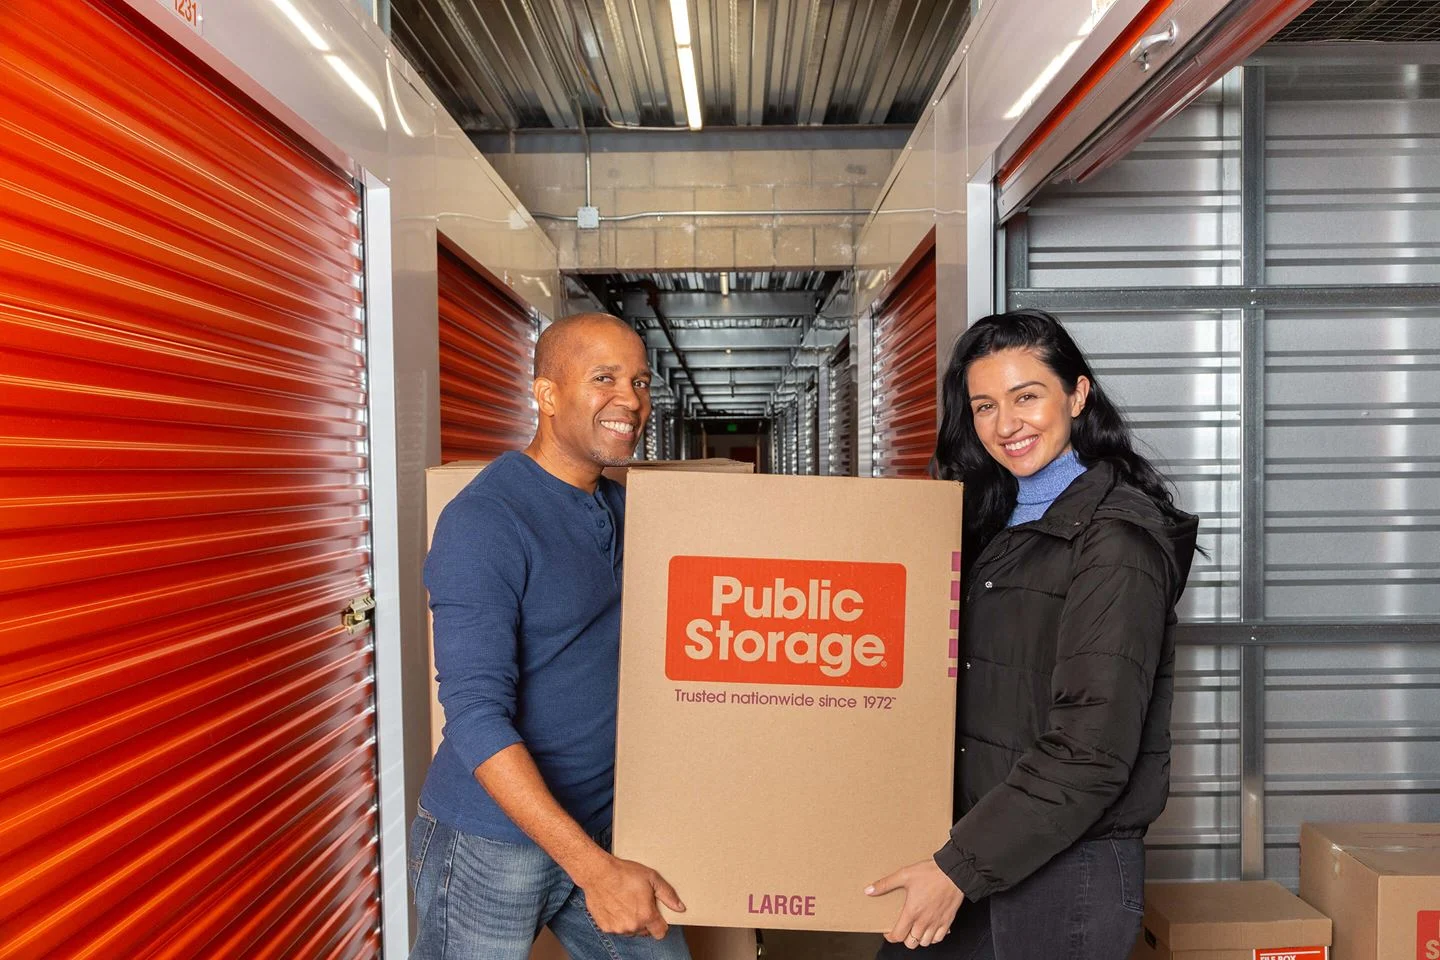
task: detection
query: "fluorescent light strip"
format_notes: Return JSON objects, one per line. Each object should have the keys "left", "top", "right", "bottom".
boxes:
{"left": 669, "top": 0, "right": 692, "bottom": 47}
{"left": 676, "top": 45, "right": 703, "bottom": 131}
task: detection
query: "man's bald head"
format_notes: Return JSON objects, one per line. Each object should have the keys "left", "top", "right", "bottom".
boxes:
{"left": 534, "top": 313, "right": 640, "bottom": 381}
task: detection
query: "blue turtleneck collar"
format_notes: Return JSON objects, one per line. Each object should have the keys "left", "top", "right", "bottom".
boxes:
{"left": 1008, "top": 449, "right": 1087, "bottom": 527}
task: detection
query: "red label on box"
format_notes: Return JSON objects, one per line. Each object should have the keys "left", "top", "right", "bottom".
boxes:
{"left": 665, "top": 556, "right": 906, "bottom": 687}
{"left": 1255, "top": 949, "right": 1326, "bottom": 960}
{"left": 1419, "top": 910, "right": 1440, "bottom": 960}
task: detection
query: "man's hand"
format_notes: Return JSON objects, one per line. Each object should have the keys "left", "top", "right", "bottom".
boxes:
{"left": 866, "top": 858, "right": 965, "bottom": 949}
{"left": 577, "top": 854, "right": 687, "bottom": 939}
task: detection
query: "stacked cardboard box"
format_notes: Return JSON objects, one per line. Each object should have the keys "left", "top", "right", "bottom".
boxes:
{"left": 1129, "top": 880, "right": 1330, "bottom": 960}
{"left": 1299, "top": 822, "right": 1440, "bottom": 960}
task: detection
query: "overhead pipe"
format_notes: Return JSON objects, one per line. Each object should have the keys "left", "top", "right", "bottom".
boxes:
{"left": 641, "top": 282, "right": 711, "bottom": 416}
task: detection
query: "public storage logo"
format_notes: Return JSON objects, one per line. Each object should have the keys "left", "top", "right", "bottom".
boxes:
{"left": 665, "top": 556, "right": 906, "bottom": 688}
{"left": 1420, "top": 909, "right": 1440, "bottom": 960}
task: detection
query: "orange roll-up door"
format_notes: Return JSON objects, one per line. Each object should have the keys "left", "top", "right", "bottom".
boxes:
{"left": 0, "top": 2, "right": 379, "bottom": 958}
{"left": 871, "top": 239, "right": 938, "bottom": 478}
{"left": 438, "top": 241, "right": 538, "bottom": 462}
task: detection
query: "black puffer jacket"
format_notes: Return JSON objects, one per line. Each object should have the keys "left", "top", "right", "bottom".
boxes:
{"left": 933, "top": 461, "right": 1199, "bottom": 901}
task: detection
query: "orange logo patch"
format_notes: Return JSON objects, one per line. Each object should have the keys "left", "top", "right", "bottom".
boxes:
{"left": 665, "top": 556, "right": 906, "bottom": 688}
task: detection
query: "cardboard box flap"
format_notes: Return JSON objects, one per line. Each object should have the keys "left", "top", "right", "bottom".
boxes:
{"left": 1304, "top": 822, "right": 1440, "bottom": 876}
{"left": 1144, "top": 881, "right": 1331, "bottom": 952}
{"left": 603, "top": 458, "right": 754, "bottom": 485}
{"left": 630, "top": 458, "right": 754, "bottom": 472}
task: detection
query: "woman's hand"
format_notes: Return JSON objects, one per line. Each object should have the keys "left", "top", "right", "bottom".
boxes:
{"left": 866, "top": 858, "right": 965, "bottom": 949}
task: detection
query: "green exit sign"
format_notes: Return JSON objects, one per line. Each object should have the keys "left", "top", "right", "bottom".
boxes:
{"left": 726, "top": 423, "right": 739, "bottom": 433}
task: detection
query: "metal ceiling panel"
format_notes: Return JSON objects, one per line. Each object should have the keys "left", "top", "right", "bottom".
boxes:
{"left": 1272, "top": 0, "right": 1440, "bottom": 42}
{"left": 392, "top": 0, "right": 971, "bottom": 130}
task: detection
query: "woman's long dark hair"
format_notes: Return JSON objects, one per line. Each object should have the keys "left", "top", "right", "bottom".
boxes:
{"left": 933, "top": 309, "right": 1183, "bottom": 554}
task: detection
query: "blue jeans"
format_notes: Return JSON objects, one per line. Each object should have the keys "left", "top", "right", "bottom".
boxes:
{"left": 408, "top": 806, "right": 693, "bottom": 960}
{"left": 876, "top": 838, "right": 1146, "bottom": 960}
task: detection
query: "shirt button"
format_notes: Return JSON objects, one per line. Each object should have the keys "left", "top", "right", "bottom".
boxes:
{"left": 984, "top": 581, "right": 993, "bottom": 589}
{"left": 959, "top": 747, "right": 966, "bottom": 754}
{"left": 964, "top": 661, "right": 971, "bottom": 670}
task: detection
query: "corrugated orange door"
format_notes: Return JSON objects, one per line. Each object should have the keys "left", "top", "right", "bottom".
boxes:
{"left": 0, "top": 2, "right": 380, "bottom": 958}
{"left": 438, "top": 241, "right": 538, "bottom": 462}
{"left": 872, "top": 244, "right": 937, "bottom": 477}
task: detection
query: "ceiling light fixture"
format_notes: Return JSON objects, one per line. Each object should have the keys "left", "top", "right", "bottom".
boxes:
{"left": 676, "top": 45, "right": 703, "bottom": 131}
{"left": 670, "top": 0, "right": 703, "bottom": 130}
{"left": 720, "top": 272, "right": 729, "bottom": 296}
{"left": 669, "top": 0, "right": 692, "bottom": 47}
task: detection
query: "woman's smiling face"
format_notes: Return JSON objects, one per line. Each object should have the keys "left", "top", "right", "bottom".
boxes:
{"left": 966, "top": 348, "right": 1090, "bottom": 478}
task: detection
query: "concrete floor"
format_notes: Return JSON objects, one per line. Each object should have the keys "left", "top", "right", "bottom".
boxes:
{"left": 759, "top": 930, "right": 883, "bottom": 959}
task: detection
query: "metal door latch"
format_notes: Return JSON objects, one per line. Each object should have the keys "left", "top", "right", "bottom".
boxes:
{"left": 1131, "top": 20, "right": 1178, "bottom": 72}
{"left": 343, "top": 594, "right": 376, "bottom": 634}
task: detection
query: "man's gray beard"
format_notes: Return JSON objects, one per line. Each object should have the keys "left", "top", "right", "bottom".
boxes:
{"left": 593, "top": 447, "right": 636, "bottom": 468}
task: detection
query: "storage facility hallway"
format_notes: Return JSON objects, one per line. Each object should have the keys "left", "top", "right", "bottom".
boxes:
{"left": 2, "top": 0, "right": 1438, "bottom": 958}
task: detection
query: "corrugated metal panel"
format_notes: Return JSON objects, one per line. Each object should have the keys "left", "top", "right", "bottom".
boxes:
{"left": 1264, "top": 642, "right": 1440, "bottom": 888}
{"left": 1266, "top": 63, "right": 1440, "bottom": 284}
{"left": 1272, "top": 0, "right": 1440, "bottom": 42}
{"left": 1043, "top": 311, "right": 1240, "bottom": 623}
{"left": 799, "top": 381, "right": 818, "bottom": 475}
{"left": 391, "top": 0, "right": 970, "bottom": 130}
{"left": 1023, "top": 81, "right": 1241, "bottom": 289}
{"left": 0, "top": 2, "right": 379, "bottom": 956}
{"left": 623, "top": 270, "right": 835, "bottom": 294}
{"left": 871, "top": 246, "right": 936, "bottom": 478}
{"left": 642, "top": 407, "right": 661, "bottom": 460}
{"left": 823, "top": 343, "right": 857, "bottom": 477}
{"left": 1147, "top": 644, "right": 1241, "bottom": 882}
{"left": 1265, "top": 306, "right": 1440, "bottom": 618}
{"left": 438, "top": 243, "right": 538, "bottom": 463}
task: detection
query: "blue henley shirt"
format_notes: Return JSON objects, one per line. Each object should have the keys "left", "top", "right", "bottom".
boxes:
{"left": 420, "top": 451, "right": 627, "bottom": 842}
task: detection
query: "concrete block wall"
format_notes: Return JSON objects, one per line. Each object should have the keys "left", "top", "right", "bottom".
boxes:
{"left": 483, "top": 147, "right": 900, "bottom": 272}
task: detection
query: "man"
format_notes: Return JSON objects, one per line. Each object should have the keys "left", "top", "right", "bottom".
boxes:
{"left": 411, "top": 313, "right": 690, "bottom": 960}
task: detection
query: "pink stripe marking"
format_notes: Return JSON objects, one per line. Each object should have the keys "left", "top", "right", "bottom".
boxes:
{"left": 949, "top": 638, "right": 959, "bottom": 658}
{"left": 950, "top": 580, "right": 961, "bottom": 600}
{"left": 950, "top": 609, "right": 960, "bottom": 630}
{"left": 951, "top": 551, "right": 962, "bottom": 571}
{"left": 947, "top": 666, "right": 958, "bottom": 678}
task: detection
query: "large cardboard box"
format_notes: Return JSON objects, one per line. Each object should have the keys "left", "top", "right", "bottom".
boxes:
{"left": 1299, "top": 822, "right": 1440, "bottom": 960}
{"left": 1129, "top": 881, "right": 1330, "bottom": 960}
{"left": 613, "top": 472, "right": 963, "bottom": 931}
{"left": 424, "top": 457, "right": 758, "bottom": 960}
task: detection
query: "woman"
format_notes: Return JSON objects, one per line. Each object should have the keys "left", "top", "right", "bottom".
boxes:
{"left": 867, "top": 310, "right": 1199, "bottom": 959}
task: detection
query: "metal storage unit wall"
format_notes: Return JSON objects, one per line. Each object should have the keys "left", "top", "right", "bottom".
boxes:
{"left": 798, "top": 382, "right": 818, "bottom": 476}
{"left": 820, "top": 339, "right": 858, "bottom": 477}
{"left": 1, "top": 1, "right": 380, "bottom": 955}
{"left": 438, "top": 241, "right": 538, "bottom": 462}
{"left": 641, "top": 405, "right": 660, "bottom": 460}
{"left": 1009, "top": 60, "right": 1440, "bottom": 887}
{"left": 871, "top": 238, "right": 937, "bottom": 478}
